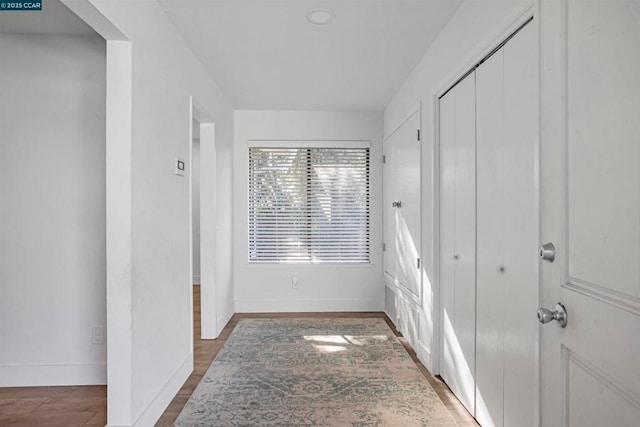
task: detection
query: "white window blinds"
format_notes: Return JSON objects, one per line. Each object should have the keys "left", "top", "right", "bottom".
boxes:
{"left": 248, "top": 145, "right": 370, "bottom": 263}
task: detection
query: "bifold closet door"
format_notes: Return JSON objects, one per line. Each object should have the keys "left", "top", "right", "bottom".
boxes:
{"left": 439, "top": 71, "right": 476, "bottom": 415}
{"left": 475, "top": 21, "right": 537, "bottom": 427}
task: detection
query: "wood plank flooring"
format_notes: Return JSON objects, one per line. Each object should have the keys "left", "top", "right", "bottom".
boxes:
{"left": 0, "top": 286, "right": 477, "bottom": 426}
{"left": 0, "top": 385, "right": 106, "bottom": 426}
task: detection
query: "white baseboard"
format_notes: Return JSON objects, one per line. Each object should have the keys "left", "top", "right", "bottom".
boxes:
{"left": 384, "top": 309, "right": 397, "bottom": 325}
{"left": 415, "top": 340, "right": 432, "bottom": 372}
{"left": 235, "top": 298, "right": 383, "bottom": 313}
{"left": 0, "top": 362, "right": 106, "bottom": 387}
{"left": 217, "top": 310, "right": 233, "bottom": 337}
{"left": 192, "top": 275, "right": 201, "bottom": 285}
{"left": 129, "top": 353, "right": 193, "bottom": 427}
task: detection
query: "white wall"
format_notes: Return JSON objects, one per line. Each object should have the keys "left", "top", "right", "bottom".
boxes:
{"left": 0, "top": 34, "right": 106, "bottom": 386}
{"left": 383, "top": 0, "right": 526, "bottom": 372}
{"left": 63, "top": 1, "right": 235, "bottom": 425}
{"left": 233, "top": 110, "right": 384, "bottom": 312}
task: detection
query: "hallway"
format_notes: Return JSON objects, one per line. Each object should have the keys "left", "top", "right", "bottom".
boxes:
{"left": 0, "top": 286, "right": 476, "bottom": 426}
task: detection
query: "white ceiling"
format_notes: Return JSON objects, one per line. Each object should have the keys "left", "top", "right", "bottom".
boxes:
{"left": 0, "top": 0, "right": 95, "bottom": 35}
{"left": 159, "top": 0, "right": 462, "bottom": 111}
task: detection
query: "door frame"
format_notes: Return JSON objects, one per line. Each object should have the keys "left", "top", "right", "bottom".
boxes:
{"left": 58, "top": 0, "right": 134, "bottom": 423}
{"left": 431, "top": 1, "right": 540, "bottom": 423}
{"left": 189, "top": 97, "right": 217, "bottom": 340}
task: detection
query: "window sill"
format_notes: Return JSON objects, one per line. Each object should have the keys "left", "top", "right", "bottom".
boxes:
{"left": 245, "top": 262, "right": 374, "bottom": 268}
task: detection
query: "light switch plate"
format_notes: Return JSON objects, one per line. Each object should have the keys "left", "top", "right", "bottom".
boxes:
{"left": 92, "top": 326, "right": 105, "bottom": 345}
{"left": 175, "top": 157, "right": 185, "bottom": 176}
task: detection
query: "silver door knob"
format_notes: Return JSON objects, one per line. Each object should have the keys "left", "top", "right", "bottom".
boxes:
{"left": 392, "top": 201, "right": 402, "bottom": 208}
{"left": 537, "top": 302, "right": 567, "bottom": 328}
{"left": 539, "top": 242, "right": 555, "bottom": 262}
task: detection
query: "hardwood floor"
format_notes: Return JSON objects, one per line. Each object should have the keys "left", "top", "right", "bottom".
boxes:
{"left": 155, "top": 285, "right": 230, "bottom": 426}
{"left": 383, "top": 319, "right": 479, "bottom": 427}
{"left": 0, "top": 385, "right": 106, "bottom": 426}
{"left": 0, "top": 286, "right": 477, "bottom": 426}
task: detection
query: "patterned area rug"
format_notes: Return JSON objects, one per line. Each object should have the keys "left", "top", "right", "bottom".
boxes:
{"left": 174, "top": 318, "right": 458, "bottom": 426}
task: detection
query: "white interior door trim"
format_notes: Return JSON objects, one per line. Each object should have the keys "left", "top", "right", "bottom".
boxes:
{"left": 432, "top": 1, "right": 536, "bottom": 102}
{"left": 383, "top": 103, "right": 421, "bottom": 142}
{"left": 60, "top": 1, "right": 132, "bottom": 424}
{"left": 190, "top": 97, "right": 218, "bottom": 340}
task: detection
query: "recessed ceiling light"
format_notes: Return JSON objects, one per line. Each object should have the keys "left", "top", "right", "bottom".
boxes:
{"left": 306, "top": 8, "right": 334, "bottom": 25}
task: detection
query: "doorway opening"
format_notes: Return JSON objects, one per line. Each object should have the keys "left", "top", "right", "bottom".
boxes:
{"left": 189, "top": 99, "right": 217, "bottom": 342}
{"left": 0, "top": 0, "right": 107, "bottom": 388}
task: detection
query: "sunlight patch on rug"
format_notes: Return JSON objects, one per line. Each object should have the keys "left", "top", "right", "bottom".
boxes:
{"left": 174, "top": 318, "right": 458, "bottom": 426}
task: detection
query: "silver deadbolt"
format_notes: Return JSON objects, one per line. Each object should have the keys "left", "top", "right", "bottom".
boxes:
{"left": 539, "top": 242, "right": 555, "bottom": 262}
{"left": 392, "top": 201, "right": 402, "bottom": 208}
{"left": 537, "top": 302, "right": 567, "bottom": 328}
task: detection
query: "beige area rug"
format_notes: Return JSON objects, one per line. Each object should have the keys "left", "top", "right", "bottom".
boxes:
{"left": 174, "top": 318, "right": 458, "bottom": 426}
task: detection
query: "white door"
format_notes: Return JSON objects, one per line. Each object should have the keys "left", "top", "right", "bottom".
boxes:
{"left": 384, "top": 110, "right": 421, "bottom": 298}
{"left": 540, "top": 1, "right": 640, "bottom": 425}
{"left": 475, "top": 20, "right": 538, "bottom": 427}
{"left": 439, "top": 71, "right": 477, "bottom": 415}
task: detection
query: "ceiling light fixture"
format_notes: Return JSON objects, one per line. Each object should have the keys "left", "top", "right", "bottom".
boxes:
{"left": 306, "top": 8, "right": 334, "bottom": 25}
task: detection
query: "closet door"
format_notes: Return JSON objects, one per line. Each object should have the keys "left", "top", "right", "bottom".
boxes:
{"left": 475, "top": 21, "right": 537, "bottom": 427}
{"left": 439, "top": 71, "right": 476, "bottom": 415}
{"left": 384, "top": 111, "right": 421, "bottom": 298}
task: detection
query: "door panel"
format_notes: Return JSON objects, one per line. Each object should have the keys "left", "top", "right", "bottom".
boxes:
{"left": 567, "top": 1, "right": 640, "bottom": 298}
{"left": 439, "top": 71, "right": 477, "bottom": 415}
{"left": 452, "top": 75, "right": 477, "bottom": 406}
{"left": 567, "top": 350, "right": 640, "bottom": 427}
{"left": 440, "top": 87, "right": 457, "bottom": 390}
{"left": 476, "top": 20, "right": 537, "bottom": 427}
{"left": 540, "top": 1, "right": 640, "bottom": 425}
{"left": 562, "top": 289, "right": 639, "bottom": 415}
{"left": 565, "top": 0, "right": 640, "bottom": 417}
{"left": 384, "top": 110, "right": 421, "bottom": 299}
{"left": 501, "top": 21, "right": 538, "bottom": 427}
{"left": 476, "top": 46, "right": 507, "bottom": 427}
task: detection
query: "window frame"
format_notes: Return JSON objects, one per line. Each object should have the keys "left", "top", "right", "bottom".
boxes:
{"left": 247, "top": 140, "right": 372, "bottom": 265}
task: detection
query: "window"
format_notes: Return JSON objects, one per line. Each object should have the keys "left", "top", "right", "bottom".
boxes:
{"left": 248, "top": 142, "right": 370, "bottom": 263}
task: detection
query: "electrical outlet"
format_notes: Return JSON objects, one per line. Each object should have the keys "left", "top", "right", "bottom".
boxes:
{"left": 92, "top": 326, "right": 105, "bottom": 345}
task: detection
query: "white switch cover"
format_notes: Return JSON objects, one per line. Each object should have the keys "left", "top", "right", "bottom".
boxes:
{"left": 92, "top": 326, "right": 105, "bottom": 345}
{"left": 175, "top": 157, "right": 185, "bottom": 176}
